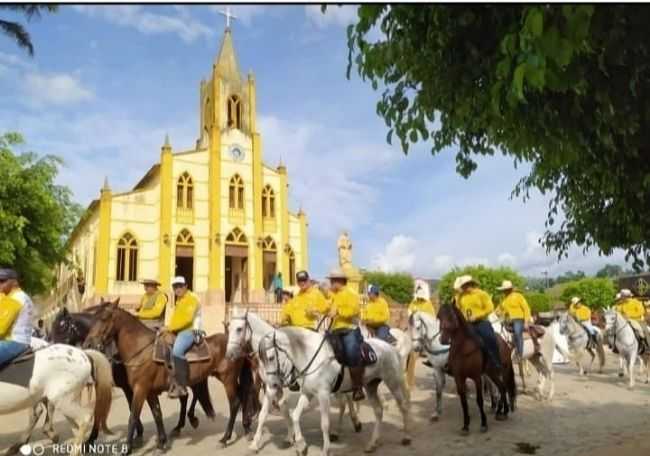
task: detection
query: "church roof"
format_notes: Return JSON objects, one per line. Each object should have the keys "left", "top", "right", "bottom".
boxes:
{"left": 133, "top": 164, "right": 160, "bottom": 191}
{"left": 214, "top": 27, "right": 241, "bottom": 83}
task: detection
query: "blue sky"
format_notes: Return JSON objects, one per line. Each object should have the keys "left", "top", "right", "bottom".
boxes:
{"left": 0, "top": 5, "right": 628, "bottom": 279}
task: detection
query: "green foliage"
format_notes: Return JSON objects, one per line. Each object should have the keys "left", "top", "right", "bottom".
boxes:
{"left": 560, "top": 277, "right": 616, "bottom": 310}
{"left": 0, "top": 5, "right": 57, "bottom": 56}
{"left": 346, "top": 5, "right": 650, "bottom": 270}
{"left": 554, "top": 270, "right": 586, "bottom": 284}
{"left": 0, "top": 132, "right": 83, "bottom": 295}
{"left": 364, "top": 271, "right": 414, "bottom": 304}
{"left": 438, "top": 265, "right": 525, "bottom": 304}
{"left": 524, "top": 292, "right": 552, "bottom": 313}
{"left": 595, "top": 264, "right": 624, "bottom": 278}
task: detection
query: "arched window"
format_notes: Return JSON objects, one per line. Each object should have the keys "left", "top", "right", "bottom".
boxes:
{"left": 225, "top": 227, "right": 248, "bottom": 245}
{"left": 229, "top": 174, "right": 245, "bottom": 210}
{"left": 177, "top": 172, "right": 193, "bottom": 210}
{"left": 176, "top": 229, "right": 194, "bottom": 246}
{"left": 227, "top": 95, "right": 242, "bottom": 129}
{"left": 262, "top": 185, "right": 275, "bottom": 219}
{"left": 287, "top": 246, "right": 296, "bottom": 286}
{"left": 116, "top": 233, "right": 138, "bottom": 282}
{"left": 262, "top": 236, "right": 277, "bottom": 251}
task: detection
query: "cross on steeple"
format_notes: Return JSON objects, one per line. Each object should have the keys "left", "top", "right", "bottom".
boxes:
{"left": 218, "top": 6, "right": 238, "bottom": 29}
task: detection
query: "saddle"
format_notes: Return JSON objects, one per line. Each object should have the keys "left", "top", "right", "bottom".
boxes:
{"left": 153, "top": 331, "right": 211, "bottom": 365}
{"left": 326, "top": 329, "right": 377, "bottom": 368}
{"left": 0, "top": 348, "right": 35, "bottom": 389}
{"left": 504, "top": 323, "right": 545, "bottom": 339}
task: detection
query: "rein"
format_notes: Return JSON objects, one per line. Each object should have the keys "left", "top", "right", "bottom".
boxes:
{"left": 412, "top": 314, "right": 449, "bottom": 356}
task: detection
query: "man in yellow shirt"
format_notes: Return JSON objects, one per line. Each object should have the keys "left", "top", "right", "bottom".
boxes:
{"left": 0, "top": 268, "right": 33, "bottom": 368}
{"left": 617, "top": 289, "right": 649, "bottom": 350}
{"left": 279, "top": 271, "right": 329, "bottom": 329}
{"left": 408, "top": 284, "right": 435, "bottom": 316}
{"left": 496, "top": 280, "right": 533, "bottom": 359}
{"left": 568, "top": 296, "right": 597, "bottom": 343}
{"left": 456, "top": 275, "right": 501, "bottom": 370}
{"left": 327, "top": 268, "right": 365, "bottom": 401}
{"left": 163, "top": 276, "right": 202, "bottom": 398}
{"left": 136, "top": 279, "right": 167, "bottom": 329}
{"left": 362, "top": 284, "right": 395, "bottom": 343}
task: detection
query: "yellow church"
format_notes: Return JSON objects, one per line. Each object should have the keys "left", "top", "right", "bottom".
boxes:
{"left": 55, "top": 25, "right": 309, "bottom": 331}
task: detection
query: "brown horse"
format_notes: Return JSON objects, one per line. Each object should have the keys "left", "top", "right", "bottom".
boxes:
{"left": 438, "top": 303, "right": 516, "bottom": 434}
{"left": 83, "top": 299, "right": 259, "bottom": 453}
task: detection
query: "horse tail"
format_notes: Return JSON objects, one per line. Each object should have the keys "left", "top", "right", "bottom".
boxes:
{"left": 194, "top": 379, "right": 216, "bottom": 419}
{"left": 596, "top": 336, "right": 606, "bottom": 371}
{"left": 239, "top": 357, "right": 261, "bottom": 423}
{"left": 84, "top": 349, "right": 114, "bottom": 435}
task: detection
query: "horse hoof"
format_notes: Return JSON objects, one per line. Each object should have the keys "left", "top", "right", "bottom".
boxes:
{"left": 618, "top": 372, "right": 624, "bottom": 378}
{"left": 51, "top": 435, "right": 60, "bottom": 444}
{"left": 430, "top": 415, "right": 439, "bottom": 423}
{"left": 248, "top": 443, "right": 260, "bottom": 453}
{"left": 246, "top": 433, "right": 254, "bottom": 442}
{"left": 480, "top": 425, "right": 488, "bottom": 433}
{"left": 401, "top": 437, "right": 412, "bottom": 446}
{"left": 171, "top": 427, "right": 181, "bottom": 438}
{"left": 363, "top": 445, "right": 377, "bottom": 453}
{"left": 354, "top": 422, "right": 363, "bottom": 433}
{"left": 495, "top": 414, "right": 507, "bottom": 422}
{"left": 5, "top": 443, "right": 21, "bottom": 455}
{"left": 330, "top": 434, "right": 339, "bottom": 442}
{"left": 278, "top": 441, "right": 292, "bottom": 450}
{"left": 190, "top": 417, "right": 199, "bottom": 429}
{"left": 460, "top": 429, "right": 470, "bottom": 436}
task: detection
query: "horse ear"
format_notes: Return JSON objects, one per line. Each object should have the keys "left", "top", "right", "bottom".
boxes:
{"left": 62, "top": 307, "right": 69, "bottom": 316}
{"left": 99, "top": 297, "right": 105, "bottom": 304}
{"left": 115, "top": 297, "right": 121, "bottom": 305}
{"left": 111, "top": 300, "right": 120, "bottom": 310}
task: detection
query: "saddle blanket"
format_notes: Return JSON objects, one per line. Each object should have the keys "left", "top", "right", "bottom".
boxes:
{"left": 0, "top": 349, "right": 35, "bottom": 388}
{"left": 153, "top": 333, "right": 211, "bottom": 364}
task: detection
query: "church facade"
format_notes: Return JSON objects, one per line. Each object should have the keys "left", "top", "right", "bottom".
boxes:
{"left": 59, "top": 26, "right": 308, "bottom": 330}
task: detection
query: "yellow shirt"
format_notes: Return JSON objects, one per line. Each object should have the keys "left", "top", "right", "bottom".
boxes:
{"left": 617, "top": 298, "right": 646, "bottom": 321}
{"left": 363, "top": 296, "right": 390, "bottom": 328}
{"left": 457, "top": 288, "right": 494, "bottom": 322}
{"left": 137, "top": 291, "right": 167, "bottom": 320}
{"left": 330, "top": 287, "right": 360, "bottom": 331}
{"left": 169, "top": 291, "right": 199, "bottom": 333}
{"left": 569, "top": 303, "right": 591, "bottom": 322}
{"left": 408, "top": 298, "right": 435, "bottom": 316}
{"left": 497, "top": 291, "right": 531, "bottom": 322}
{"left": 280, "top": 286, "right": 329, "bottom": 329}
{"left": 0, "top": 292, "right": 22, "bottom": 340}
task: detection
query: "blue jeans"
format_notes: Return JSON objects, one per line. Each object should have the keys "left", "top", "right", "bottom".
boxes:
{"left": 373, "top": 325, "right": 392, "bottom": 342}
{"left": 511, "top": 319, "right": 524, "bottom": 356}
{"left": 471, "top": 320, "right": 501, "bottom": 368}
{"left": 334, "top": 328, "right": 361, "bottom": 367}
{"left": 0, "top": 340, "right": 29, "bottom": 367}
{"left": 172, "top": 330, "right": 195, "bottom": 360}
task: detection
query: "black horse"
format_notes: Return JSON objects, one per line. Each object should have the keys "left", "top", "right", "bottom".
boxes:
{"left": 49, "top": 305, "right": 215, "bottom": 439}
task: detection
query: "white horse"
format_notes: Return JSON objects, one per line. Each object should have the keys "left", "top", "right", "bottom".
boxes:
{"left": 557, "top": 312, "right": 605, "bottom": 375}
{"left": 1, "top": 344, "right": 113, "bottom": 456}
{"left": 488, "top": 314, "right": 556, "bottom": 400}
{"left": 602, "top": 307, "right": 649, "bottom": 387}
{"left": 225, "top": 309, "right": 362, "bottom": 453}
{"left": 258, "top": 324, "right": 412, "bottom": 456}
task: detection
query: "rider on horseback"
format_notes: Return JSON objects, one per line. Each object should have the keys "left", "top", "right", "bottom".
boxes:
{"left": 164, "top": 276, "right": 202, "bottom": 398}
{"left": 455, "top": 275, "right": 502, "bottom": 370}
{"left": 495, "top": 280, "right": 534, "bottom": 360}
{"left": 616, "top": 289, "right": 650, "bottom": 351}
{"left": 362, "top": 284, "right": 396, "bottom": 344}
{"left": 0, "top": 268, "right": 33, "bottom": 369}
{"left": 279, "top": 270, "right": 329, "bottom": 330}
{"left": 327, "top": 268, "right": 365, "bottom": 401}
{"left": 136, "top": 278, "right": 167, "bottom": 329}
{"left": 408, "top": 284, "right": 435, "bottom": 317}
{"left": 568, "top": 297, "right": 598, "bottom": 345}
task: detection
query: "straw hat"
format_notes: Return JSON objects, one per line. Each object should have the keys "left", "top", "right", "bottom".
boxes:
{"left": 620, "top": 289, "right": 633, "bottom": 298}
{"left": 140, "top": 278, "right": 161, "bottom": 286}
{"left": 453, "top": 277, "right": 463, "bottom": 291}
{"left": 326, "top": 268, "right": 347, "bottom": 280}
{"left": 496, "top": 280, "right": 514, "bottom": 291}
{"left": 570, "top": 296, "right": 582, "bottom": 305}
{"left": 456, "top": 275, "right": 477, "bottom": 289}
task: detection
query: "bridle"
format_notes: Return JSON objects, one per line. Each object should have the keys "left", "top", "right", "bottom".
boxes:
{"left": 90, "top": 314, "right": 153, "bottom": 367}
{"left": 605, "top": 311, "right": 636, "bottom": 350}
{"left": 227, "top": 309, "right": 255, "bottom": 355}
{"left": 411, "top": 314, "right": 448, "bottom": 356}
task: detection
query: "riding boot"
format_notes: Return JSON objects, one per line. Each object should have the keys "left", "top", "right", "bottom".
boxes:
{"left": 422, "top": 359, "right": 434, "bottom": 368}
{"left": 168, "top": 356, "right": 189, "bottom": 399}
{"left": 530, "top": 335, "right": 541, "bottom": 353}
{"left": 349, "top": 366, "right": 366, "bottom": 401}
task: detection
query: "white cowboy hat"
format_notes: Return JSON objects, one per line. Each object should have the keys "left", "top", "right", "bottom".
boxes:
{"left": 570, "top": 296, "right": 582, "bottom": 305}
{"left": 171, "top": 276, "right": 187, "bottom": 286}
{"left": 620, "top": 289, "right": 633, "bottom": 298}
{"left": 453, "top": 277, "right": 463, "bottom": 291}
{"left": 497, "top": 280, "right": 514, "bottom": 291}
{"left": 456, "top": 275, "right": 477, "bottom": 289}
{"left": 326, "top": 268, "right": 347, "bottom": 280}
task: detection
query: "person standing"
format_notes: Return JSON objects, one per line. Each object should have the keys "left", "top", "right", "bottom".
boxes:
{"left": 0, "top": 268, "right": 33, "bottom": 368}
{"left": 272, "top": 272, "right": 284, "bottom": 304}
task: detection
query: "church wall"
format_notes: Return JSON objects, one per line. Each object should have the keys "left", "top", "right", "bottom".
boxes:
{"left": 288, "top": 215, "right": 306, "bottom": 270}
{"left": 67, "top": 209, "right": 100, "bottom": 308}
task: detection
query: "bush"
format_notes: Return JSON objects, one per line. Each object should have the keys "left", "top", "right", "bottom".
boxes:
{"left": 525, "top": 292, "right": 552, "bottom": 313}
{"left": 560, "top": 277, "right": 616, "bottom": 310}
{"left": 438, "top": 265, "right": 525, "bottom": 304}
{"left": 364, "top": 271, "right": 413, "bottom": 304}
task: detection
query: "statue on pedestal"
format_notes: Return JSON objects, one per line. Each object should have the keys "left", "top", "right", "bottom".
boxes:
{"left": 337, "top": 231, "right": 353, "bottom": 269}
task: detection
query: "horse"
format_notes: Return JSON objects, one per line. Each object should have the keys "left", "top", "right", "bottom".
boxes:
{"left": 488, "top": 312, "right": 556, "bottom": 400}
{"left": 226, "top": 309, "right": 370, "bottom": 453}
{"left": 557, "top": 312, "right": 606, "bottom": 375}
{"left": 83, "top": 300, "right": 258, "bottom": 453}
{"left": 602, "top": 307, "right": 649, "bottom": 387}
{"left": 49, "top": 304, "right": 214, "bottom": 438}
{"left": 437, "top": 304, "right": 516, "bottom": 434}
{"left": 256, "top": 320, "right": 412, "bottom": 455}
{"left": 1, "top": 345, "right": 113, "bottom": 456}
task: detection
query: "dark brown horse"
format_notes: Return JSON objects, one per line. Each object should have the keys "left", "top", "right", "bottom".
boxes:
{"left": 49, "top": 304, "right": 215, "bottom": 441}
{"left": 83, "top": 300, "right": 259, "bottom": 453}
{"left": 438, "top": 303, "right": 516, "bottom": 434}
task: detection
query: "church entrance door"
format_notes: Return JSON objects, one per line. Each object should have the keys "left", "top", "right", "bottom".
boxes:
{"left": 225, "top": 244, "right": 248, "bottom": 305}
{"left": 175, "top": 229, "right": 195, "bottom": 290}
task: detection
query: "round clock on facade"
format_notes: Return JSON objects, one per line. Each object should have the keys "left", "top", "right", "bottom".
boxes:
{"left": 229, "top": 145, "right": 245, "bottom": 162}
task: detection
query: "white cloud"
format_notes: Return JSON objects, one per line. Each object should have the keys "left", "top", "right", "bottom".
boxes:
{"left": 73, "top": 5, "right": 212, "bottom": 43}
{"left": 305, "top": 5, "right": 358, "bottom": 29}
{"left": 23, "top": 72, "right": 94, "bottom": 106}
{"left": 372, "top": 235, "right": 417, "bottom": 273}
{"left": 497, "top": 253, "right": 517, "bottom": 267}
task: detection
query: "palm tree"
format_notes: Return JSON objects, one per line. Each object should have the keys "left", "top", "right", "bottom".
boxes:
{"left": 0, "top": 4, "right": 58, "bottom": 56}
